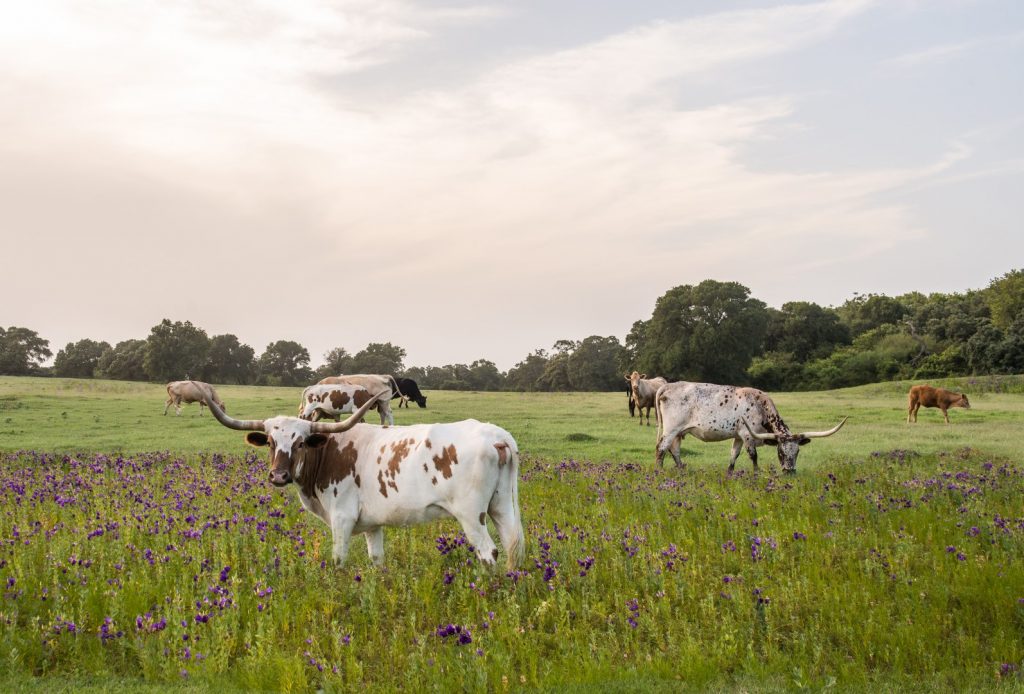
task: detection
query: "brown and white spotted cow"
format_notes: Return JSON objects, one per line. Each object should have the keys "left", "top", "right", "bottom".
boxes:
{"left": 318, "top": 374, "right": 398, "bottom": 426}
{"left": 907, "top": 384, "right": 970, "bottom": 424}
{"left": 625, "top": 371, "right": 667, "bottom": 426}
{"left": 655, "top": 381, "right": 847, "bottom": 472}
{"left": 164, "top": 380, "right": 225, "bottom": 417}
{"left": 203, "top": 394, "right": 525, "bottom": 570}
{"left": 298, "top": 383, "right": 377, "bottom": 422}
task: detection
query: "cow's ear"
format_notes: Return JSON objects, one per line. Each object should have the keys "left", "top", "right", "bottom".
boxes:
{"left": 763, "top": 438, "right": 779, "bottom": 446}
{"left": 305, "top": 434, "right": 330, "bottom": 449}
{"left": 797, "top": 437, "right": 811, "bottom": 446}
{"left": 246, "top": 432, "right": 269, "bottom": 447}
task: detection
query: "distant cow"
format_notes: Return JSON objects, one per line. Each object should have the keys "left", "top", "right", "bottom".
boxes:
{"left": 907, "top": 385, "right": 970, "bottom": 424}
{"left": 203, "top": 393, "right": 524, "bottom": 570}
{"left": 627, "top": 383, "right": 636, "bottom": 417}
{"left": 655, "top": 381, "right": 847, "bottom": 472}
{"left": 318, "top": 374, "right": 398, "bottom": 425}
{"left": 625, "top": 371, "right": 667, "bottom": 426}
{"left": 164, "top": 381, "right": 225, "bottom": 417}
{"left": 392, "top": 377, "right": 427, "bottom": 408}
{"left": 299, "top": 383, "right": 377, "bottom": 422}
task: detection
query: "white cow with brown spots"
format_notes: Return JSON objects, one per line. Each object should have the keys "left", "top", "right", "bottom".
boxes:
{"left": 318, "top": 374, "right": 397, "bottom": 426}
{"left": 654, "top": 381, "right": 847, "bottom": 472}
{"left": 204, "top": 394, "right": 525, "bottom": 570}
{"left": 164, "top": 380, "right": 225, "bottom": 417}
{"left": 298, "top": 383, "right": 377, "bottom": 422}
{"left": 625, "top": 371, "right": 667, "bottom": 426}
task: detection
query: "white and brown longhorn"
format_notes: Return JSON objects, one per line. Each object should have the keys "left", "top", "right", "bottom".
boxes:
{"left": 655, "top": 381, "right": 847, "bottom": 472}
{"left": 203, "top": 394, "right": 525, "bottom": 570}
{"left": 318, "top": 374, "right": 397, "bottom": 425}
{"left": 298, "top": 383, "right": 377, "bottom": 422}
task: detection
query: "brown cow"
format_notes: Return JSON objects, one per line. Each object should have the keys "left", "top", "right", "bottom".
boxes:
{"left": 907, "top": 384, "right": 970, "bottom": 424}
{"left": 624, "top": 371, "right": 667, "bottom": 426}
{"left": 164, "top": 380, "right": 225, "bottom": 417}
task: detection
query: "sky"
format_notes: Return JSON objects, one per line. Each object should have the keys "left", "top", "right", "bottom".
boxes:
{"left": 2, "top": 0, "right": 1022, "bottom": 371}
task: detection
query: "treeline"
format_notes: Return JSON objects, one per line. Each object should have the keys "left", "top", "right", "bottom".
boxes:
{"left": 2, "top": 269, "right": 1022, "bottom": 391}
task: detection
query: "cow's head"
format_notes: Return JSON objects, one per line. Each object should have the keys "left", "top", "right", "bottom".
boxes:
{"left": 414, "top": 395, "right": 427, "bottom": 408}
{"left": 742, "top": 417, "right": 848, "bottom": 473}
{"left": 204, "top": 393, "right": 380, "bottom": 487}
{"left": 956, "top": 393, "right": 971, "bottom": 409}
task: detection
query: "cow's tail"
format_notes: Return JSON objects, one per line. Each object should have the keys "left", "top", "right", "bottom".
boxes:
{"left": 492, "top": 440, "right": 525, "bottom": 571}
{"left": 388, "top": 375, "right": 404, "bottom": 399}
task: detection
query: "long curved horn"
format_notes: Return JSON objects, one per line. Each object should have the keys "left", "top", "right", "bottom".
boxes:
{"left": 309, "top": 392, "right": 383, "bottom": 434}
{"left": 798, "top": 416, "right": 848, "bottom": 439}
{"left": 740, "top": 417, "right": 775, "bottom": 441}
{"left": 205, "top": 396, "right": 265, "bottom": 431}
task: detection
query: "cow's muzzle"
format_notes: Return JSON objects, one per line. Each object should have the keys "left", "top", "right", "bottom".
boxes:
{"left": 269, "top": 470, "right": 292, "bottom": 487}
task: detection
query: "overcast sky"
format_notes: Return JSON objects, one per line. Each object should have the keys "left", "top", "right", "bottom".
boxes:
{"left": 2, "top": 0, "right": 1022, "bottom": 371}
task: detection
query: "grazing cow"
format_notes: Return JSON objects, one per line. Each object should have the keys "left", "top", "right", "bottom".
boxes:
{"left": 203, "top": 394, "right": 525, "bottom": 570}
{"left": 392, "top": 377, "right": 427, "bottom": 408}
{"left": 907, "top": 385, "right": 970, "bottom": 424}
{"left": 318, "top": 374, "right": 398, "bottom": 425}
{"left": 164, "top": 381, "right": 225, "bottom": 417}
{"left": 655, "top": 381, "right": 847, "bottom": 472}
{"left": 299, "top": 383, "right": 377, "bottom": 422}
{"left": 624, "top": 371, "right": 667, "bottom": 426}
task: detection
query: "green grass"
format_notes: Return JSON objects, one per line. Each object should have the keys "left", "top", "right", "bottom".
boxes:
{"left": 1, "top": 376, "right": 1023, "bottom": 692}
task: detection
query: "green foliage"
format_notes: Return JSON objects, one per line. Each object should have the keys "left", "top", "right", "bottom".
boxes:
{"left": 202, "top": 334, "right": 255, "bottom": 385}
{"left": 837, "top": 294, "right": 910, "bottom": 338}
{"left": 143, "top": 320, "right": 209, "bottom": 383}
{"left": 638, "top": 280, "right": 769, "bottom": 383}
{"left": 0, "top": 326, "right": 51, "bottom": 375}
{"left": 349, "top": 342, "right": 406, "bottom": 375}
{"left": 53, "top": 338, "right": 111, "bottom": 378}
{"left": 96, "top": 340, "right": 149, "bottom": 381}
{"left": 256, "top": 340, "right": 312, "bottom": 387}
{"left": 747, "top": 351, "right": 806, "bottom": 391}
{"left": 984, "top": 268, "right": 1024, "bottom": 330}
{"left": 315, "top": 347, "right": 354, "bottom": 381}
{"left": 506, "top": 350, "right": 549, "bottom": 392}
{"left": 764, "top": 302, "right": 849, "bottom": 361}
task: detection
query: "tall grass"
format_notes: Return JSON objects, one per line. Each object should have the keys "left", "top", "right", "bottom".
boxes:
{"left": 0, "top": 377, "right": 1023, "bottom": 691}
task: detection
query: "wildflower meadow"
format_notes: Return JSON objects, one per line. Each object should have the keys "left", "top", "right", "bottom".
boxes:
{"left": 0, "top": 377, "right": 1023, "bottom": 692}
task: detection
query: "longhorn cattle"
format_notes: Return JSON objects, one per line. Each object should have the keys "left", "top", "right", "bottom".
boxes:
{"left": 203, "top": 394, "right": 525, "bottom": 570}
{"left": 299, "top": 383, "right": 377, "bottom": 422}
{"left": 625, "top": 371, "right": 667, "bottom": 426}
{"left": 318, "top": 374, "right": 397, "bottom": 425}
{"left": 907, "top": 385, "right": 970, "bottom": 424}
{"left": 392, "top": 377, "right": 427, "bottom": 408}
{"left": 164, "top": 380, "right": 225, "bottom": 417}
{"left": 654, "top": 381, "right": 847, "bottom": 472}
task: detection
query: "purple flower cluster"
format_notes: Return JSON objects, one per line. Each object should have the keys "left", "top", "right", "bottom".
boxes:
{"left": 435, "top": 623, "right": 473, "bottom": 645}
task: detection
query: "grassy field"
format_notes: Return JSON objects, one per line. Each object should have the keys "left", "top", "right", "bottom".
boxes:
{"left": 1, "top": 376, "right": 1023, "bottom": 692}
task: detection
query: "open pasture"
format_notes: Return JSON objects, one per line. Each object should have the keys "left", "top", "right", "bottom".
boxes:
{"left": 0, "top": 376, "right": 1023, "bottom": 692}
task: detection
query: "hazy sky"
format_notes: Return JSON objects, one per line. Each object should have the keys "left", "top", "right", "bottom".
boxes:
{"left": 2, "top": 0, "right": 1022, "bottom": 370}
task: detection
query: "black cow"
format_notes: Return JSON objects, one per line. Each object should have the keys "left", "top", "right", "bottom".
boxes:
{"left": 392, "top": 377, "right": 427, "bottom": 408}
{"left": 627, "top": 383, "right": 636, "bottom": 417}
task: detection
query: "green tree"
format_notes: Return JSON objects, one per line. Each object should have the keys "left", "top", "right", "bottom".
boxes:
{"left": 837, "top": 293, "right": 909, "bottom": 338}
{"left": 53, "top": 338, "right": 111, "bottom": 378}
{"left": 747, "top": 351, "right": 806, "bottom": 391}
{"left": 257, "top": 340, "right": 312, "bottom": 386}
{"left": 506, "top": 350, "right": 549, "bottom": 391}
{"left": 984, "top": 269, "right": 1024, "bottom": 330}
{"left": 349, "top": 343, "right": 406, "bottom": 375}
{"left": 0, "top": 326, "right": 52, "bottom": 375}
{"left": 764, "top": 302, "right": 849, "bottom": 361}
{"left": 203, "top": 334, "right": 255, "bottom": 385}
{"left": 566, "top": 335, "right": 626, "bottom": 391}
{"left": 637, "top": 280, "right": 770, "bottom": 384}
{"left": 466, "top": 359, "right": 505, "bottom": 390}
{"left": 96, "top": 340, "right": 148, "bottom": 381}
{"left": 315, "top": 347, "right": 355, "bottom": 381}
{"left": 144, "top": 319, "right": 210, "bottom": 382}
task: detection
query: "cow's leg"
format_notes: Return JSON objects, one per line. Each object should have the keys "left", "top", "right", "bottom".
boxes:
{"left": 198, "top": 401, "right": 205, "bottom": 417}
{"left": 329, "top": 515, "right": 357, "bottom": 566}
{"left": 163, "top": 397, "right": 172, "bottom": 415}
{"left": 364, "top": 527, "right": 385, "bottom": 567}
{"left": 656, "top": 429, "right": 684, "bottom": 468}
{"left": 174, "top": 399, "right": 183, "bottom": 416}
{"left": 451, "top": 506, "right": 499, "bottom": 567}
{"left": 729, "top": 438, "right": 743, "bottom": 472}
{"left": 942, "top": 407, "right": 950, "bottom": 425}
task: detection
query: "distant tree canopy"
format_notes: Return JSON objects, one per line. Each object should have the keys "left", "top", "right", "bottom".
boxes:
{"left": 144, "top": 319, "right": 209, "bottom": 383}
{"left": 636, "top": 280, "right": 770, "bottom": 384}
{"left": 257, "top": 340, "right": 312, "bottom": 387}
{"left": 54, "top": 339, "right": 111, "bottom": 378}
{"left": 0, "top": 326, "right": 51, "bottom": 375}
{"left": 9, "top": 267, "right": 1024, "bottom": 392}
